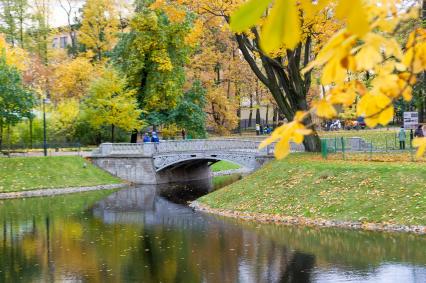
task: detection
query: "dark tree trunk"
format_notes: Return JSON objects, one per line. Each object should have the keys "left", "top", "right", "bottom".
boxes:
{"left": 111, "top": 124, "right": 115, "bottom": 143}
{"left": 0, "top": 118, "right": 3, "bottom": 151}
{"left": 234, "top": 29, "right": 321, "bottom": 152}
{"left": 273, "top": 107, "right": 278, "bottom": 128}
{"left": 265, "top": 104, "right": 269, "bottom": 126}
{"left": 29, "top": 118, "right": 33, "bottom": 149}
{"left": 255, "top": 81, "right": 261, "bottom": 125}
{"left": 248, "top": 92, "right": 253, "bottom": 127}
{"left": 256, "top": 108, "right": 261, "bottom": 125}
{"left": 130, "top": 130, "right": 138, "bottom": 143}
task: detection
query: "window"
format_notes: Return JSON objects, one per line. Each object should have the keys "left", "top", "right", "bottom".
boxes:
{"left": 52, "top": 38, "right": 59, "bottom": 48}
{"left": 60, "top": 36, "right": 68, "bottom": 48}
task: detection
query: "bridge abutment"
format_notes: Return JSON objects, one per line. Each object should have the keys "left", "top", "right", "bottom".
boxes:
{"left": 91, "top": 156, "right": 212, "bottom": 185}
{"left": 91, "top": 141, "right": 276, "bottom": 184}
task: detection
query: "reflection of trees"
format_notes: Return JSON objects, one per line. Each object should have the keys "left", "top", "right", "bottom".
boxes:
{"left": 279, "top": 252, "right": 315, "bottom": 283}
{"left": 0, "top": 220, "right": 41, "bottom": 282}
{"left": 231, "top": 219, "right": 426, "bottom": 270}
{"left": 1, "top": 187, "right": 425, "bottom": 282}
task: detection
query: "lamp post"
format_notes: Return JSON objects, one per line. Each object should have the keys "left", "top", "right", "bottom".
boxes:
{"left": 43, "top": 98, "right": 50, "bottom": 156}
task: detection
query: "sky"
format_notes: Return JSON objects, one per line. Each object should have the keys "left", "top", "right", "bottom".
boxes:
{"left": 48, "top": 0, "right": 133, "bottom": 27}
{"left": 49, "top": 0, "right": 85, "bottom": 27}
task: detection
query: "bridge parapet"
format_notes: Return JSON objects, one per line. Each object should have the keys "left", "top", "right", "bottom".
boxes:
{"left": 94, "top": 139, "right": 275, "bottom": 157}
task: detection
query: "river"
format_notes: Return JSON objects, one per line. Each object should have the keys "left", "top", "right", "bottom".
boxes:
{"left": 0, "top": 176, "right": 425, "bottom": 282}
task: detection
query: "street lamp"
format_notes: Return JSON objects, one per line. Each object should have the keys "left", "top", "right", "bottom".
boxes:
{"left": 43, "top": 98, "right": 50, "bottom": 157}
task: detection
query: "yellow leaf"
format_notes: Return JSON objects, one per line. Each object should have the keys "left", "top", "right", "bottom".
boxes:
{"left": 230, "top": 0, "right": 272, "bottom": 33}
{"left": 261, "top": 0, "right": 301, "bottom": 53}
{"left": 315, "top": 100, "right": 337, "bottom": 119}
{"left": 378, "top": 106, "right": 393, "bottom": 126}
{"left": 321, "top": 54, "right": 347, "bottom": 84}
{"left": 355, "top": 45, "right": 383, "bottom": 70}
{"left": 336, "top": 0, "right": 369, "bottom": 37}
{"left": 275, "top": 137, "right": 290, "bottom": 159}
{"left": 402, "top": 87, "right": 413, "bottom": 101}
{"left": 413, "top": 138, "right": 426, "bottom": 158}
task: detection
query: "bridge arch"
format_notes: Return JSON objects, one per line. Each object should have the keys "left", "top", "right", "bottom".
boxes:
{"left": 153, "top": 152, "right": 257, "bottom": 172}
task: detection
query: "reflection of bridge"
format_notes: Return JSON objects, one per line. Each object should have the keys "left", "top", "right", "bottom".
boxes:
{"left": 91, "top": 139, "right": 286, "bottom": 184}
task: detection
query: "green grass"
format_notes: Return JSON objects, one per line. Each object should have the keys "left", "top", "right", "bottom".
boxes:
{"left": 210, "top": 160, "right": 241, "bottom": 172}
{"left": 199, "top": 154, "right": 426, "bottom": 226}
{"left": 319, "top": 129, "right": 405, "bottom": 149}
{"left": 0, "top": 156, "right": 121, "bottom": 193}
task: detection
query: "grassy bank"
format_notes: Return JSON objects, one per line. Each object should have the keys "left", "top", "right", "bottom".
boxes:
{"left": 0, "top": 156, "right": 121, "bottom": 193}
{"left": 210, "top": 160, "right": 241, "bottom": 172}
{"left": 199, "top": 154, "right": 426, "bottom": 226}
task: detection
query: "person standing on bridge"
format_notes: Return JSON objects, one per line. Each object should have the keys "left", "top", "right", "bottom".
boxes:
{"left": 181, "top": 129, "right": 186, "bottom": 140}
{"left": 151, "top": 132, "right": 160, "bottom": 143}
{"left": 143, "top": 133, "right": 151, "bottom": 143}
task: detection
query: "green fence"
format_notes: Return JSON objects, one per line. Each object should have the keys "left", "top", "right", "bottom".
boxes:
{"left": 320, "top": 133, "right": 419, "bottom": 161}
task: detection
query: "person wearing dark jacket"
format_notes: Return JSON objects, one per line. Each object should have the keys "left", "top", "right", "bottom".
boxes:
{"left": 414, "top": 125, "right": 424, "bottom": 138}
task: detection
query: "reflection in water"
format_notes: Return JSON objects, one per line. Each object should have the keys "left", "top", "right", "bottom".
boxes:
{"left": 0, "top": 181, "right": 425, "bottom": 283}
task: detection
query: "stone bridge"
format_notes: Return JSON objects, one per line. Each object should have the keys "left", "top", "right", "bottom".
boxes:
{"left": 91, "top": 139, "right": 290, "bottom": 184}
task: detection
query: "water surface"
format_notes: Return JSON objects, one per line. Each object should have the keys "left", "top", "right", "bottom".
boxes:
{"left": 0, "top": 180, "right": 425, "bottom": 282}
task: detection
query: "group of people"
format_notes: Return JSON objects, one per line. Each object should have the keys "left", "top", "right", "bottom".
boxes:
{"left": 255, "top": 124, "right": 272, "bottom": 135}
{"left": 142, "top": 132, "right": 160, "bottom": 143}
{"left": 398, "top": 125, "right": 424, "bottom": 150}
{"left": 326, "top": 120, "right": 342, "bottom": 131}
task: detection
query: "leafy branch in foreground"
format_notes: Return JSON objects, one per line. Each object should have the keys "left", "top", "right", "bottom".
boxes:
{"left": 231, "top": 0, "right": 426, "bottom": 158}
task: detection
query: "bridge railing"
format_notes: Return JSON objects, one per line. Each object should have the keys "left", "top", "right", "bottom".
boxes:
{"left": 94, "top": 139, "right": 277, "bottom": 156}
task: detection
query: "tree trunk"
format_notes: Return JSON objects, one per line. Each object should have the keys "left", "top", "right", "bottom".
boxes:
{"left": 111, "top": 124, "right": 115, "bottom": 143}
{"left": 273, "top": 107, "right": 278, "bottom": 128}
{"left": 256, "top": 108, "right": 261, "bottom": 126}
{"left": 6, "top": 124, "right": 11, "bottom": 155}
{"left": 0, "top": 118, "right": 3, "bottom": 151}
{"left": 234, "top": 30, "right": 321, "bottom": 151}
{"left": 248, "top": 92, "right": 253, "bottom": 127}
{"left": 130, "top": 130, "right": 138, "bottom": 143}
{"left": 255, "top": 81, "right": 261, "bottom": 125}
{"left": 29, "top": 118, "right": 33, "bottom": 149}
{"left": 265, "top": 104, "right": 269, "bottom": 126}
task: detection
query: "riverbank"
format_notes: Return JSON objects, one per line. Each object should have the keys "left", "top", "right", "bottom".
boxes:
{"left": 0, "top": 156, "right": 122, "bottom": 194}
{"left": 196, "top": 154, "right": 426, "bottom": 234}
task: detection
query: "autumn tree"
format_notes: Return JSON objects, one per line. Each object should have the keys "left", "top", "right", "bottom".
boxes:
{"left": 182, "top": 0, "right": 339, "bottom": 150}
{"left": 83, "top": 67, "right": 142, "bottom": 142}
{"left": 0, "top": 53, "right": 34, "bottom": 150}
{"left": 185, "top": 14, "right": 267, "bottom": 134}
{"left": 79, "top": 0, "right": 119, "bottom": 61}
{"left": 170, "top": 80, "right": 207, "bottom": 138}
{"left": 51, "top": 57, "right": 95, "bottom": 102}
{"left": 228, "top": 0, "right": 426, "bottom": 158}
{"left": 113, "top": 0, "right": 193, "bottom": 132}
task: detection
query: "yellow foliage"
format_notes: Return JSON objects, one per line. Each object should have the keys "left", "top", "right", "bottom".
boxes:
{"left": 84, "top": 67, "right": 143, "bottom": 131}
{"left": 314, "top": 100, "right": 337, "bottom": 119}
{"left": 259, "top": 111, "right": 312, "bottom": 159}
{"left": 49, "top": 99, "right": 81, "bottom": 138}
{"left": 413, "top": 138, "right": 426, "bottom": 158}
{"left": 229, "top": 0, "right": 426, "bottom": 158}
{"left": 0, "top": 35, "right": 28, "bottom": 71}
{"left": 79, "top": 0, "right": 119, "bottom": 59}
{"left": 51, "top": 57, "right": 95, "bottom": 101}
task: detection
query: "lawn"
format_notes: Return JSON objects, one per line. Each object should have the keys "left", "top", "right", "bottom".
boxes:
{"left": 199, "top": 154, "right": 426, "bottom": 226}
{"left": 210, "top": 160, "right": 241, "bottom": 172}
{"left": 0, "top": 156, "right": 121, "bottom": 193}
{"left": 319, "top": 128, "right": 404, "bottom": 149}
